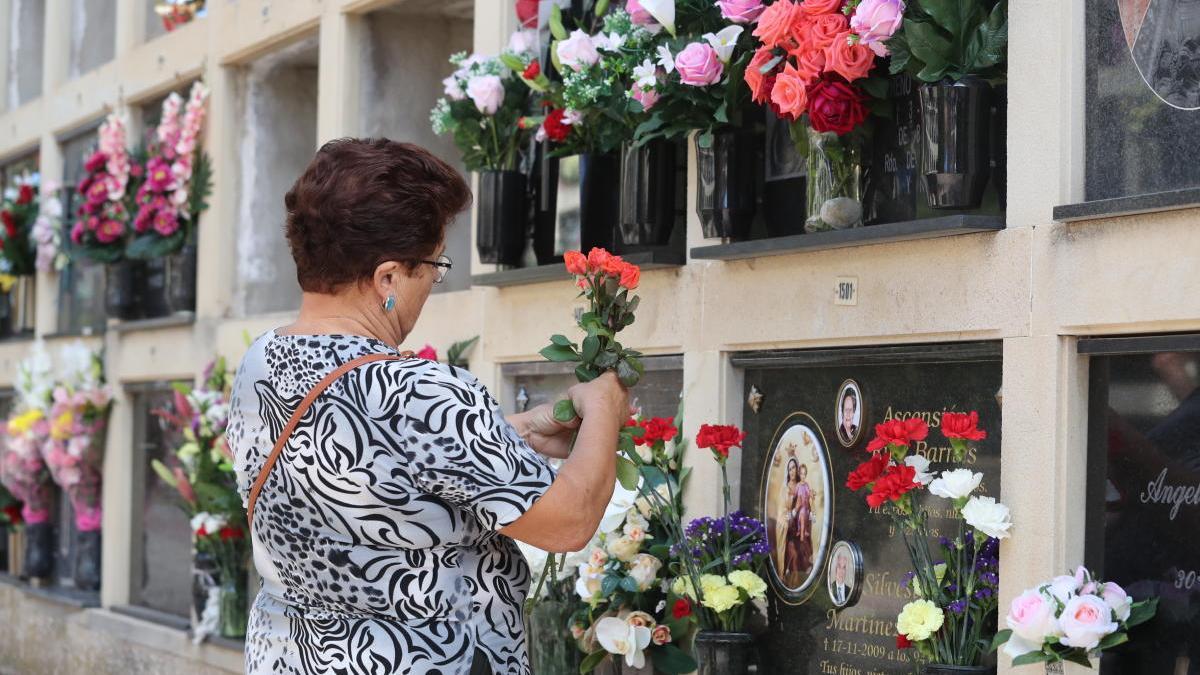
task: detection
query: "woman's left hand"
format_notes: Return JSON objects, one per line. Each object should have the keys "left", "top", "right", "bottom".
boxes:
{"left": 513, "top": 403, "right": 581, "bottom": 459}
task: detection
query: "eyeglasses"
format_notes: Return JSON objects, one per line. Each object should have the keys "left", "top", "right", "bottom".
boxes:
{"left": 421, "top": 254, "right": 453, "bottom": 284}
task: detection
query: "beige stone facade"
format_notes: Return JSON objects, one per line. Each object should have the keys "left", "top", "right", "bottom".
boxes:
{"left": 0, "top": 0, "right": 1196, "bottom": 673}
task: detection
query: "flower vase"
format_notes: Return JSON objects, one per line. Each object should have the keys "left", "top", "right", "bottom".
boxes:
{"left": 218, "top": 570, "right": 248, "bottom": 639}
{"left": 616, "top": 139, "right": 682, "bottom": 250}
{"left": 693, "top": 630, "right": 754, "bottom": 675}
{"left": 578, "top": 152, "right": 620, "bottom": 254}
{"left": 695, "top": 130, "right": 757, "bottom": 241}
{"left": 917, "top": 77, "right": 993, "bottom": 209}
{"left": 74, "top": 529, "right": 101, "bottom": 591}
{"left": 104, "top": 259, "right": 142, "bottom": 320}
{"left": 923, "top": 665, "right": 996, "bottom": 675}
{"left": 476, "top": 170, "right": 527, "bottom": 267}
{"left": 0, "top": 289, "right": 12, "bottom": 337}
{"left": 805, "top": 129, "right": 864, "bottom": 232}
{"left": 141, "top": 257, "right": 172, "bottom": 319}
{"left": 167, "top": 242, "right": 198, "bottom": 313}
{"left": 23, "top": 521, "right": 54, "bottom": 580}
{"left": 192, "top": 550, "right": 217, "bottom": 623}
{"left": 526, "top": 599, "right": 581, "bottom": 675}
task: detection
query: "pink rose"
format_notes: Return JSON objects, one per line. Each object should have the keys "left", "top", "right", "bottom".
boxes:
{"left": 674, "top": 42, "right": 724, "bottom": 86}
{"left": 1102, "top": 582, "right": 1132, "bottom": 622}
{"left": 556, "top": 30, "right": 600, "bottom": 71}
{"left": 416, "top": 345, "right": 438, "bottom": 361}
{"left": 631, "top": 85, "right": 661, "bottom": 110}
{"left": 626, "top": 0, "right": 655, "bottom": 25}
{"left": 651, "top": 624, "right": 672, "bottom": 646}
{"left": 850, "top": 0, "right": 905, "bottom": 52}
{"left": 1004, "top": 590, "right": 1061, "bottom": 658}
{"left": 1059, "top": 595, "right": 1119, "bottom": 650}
{"left": 716, "top": 0, "right": 766, "bottom": 24}
{"left": 466, "top": 75, "right": 505, "bottom": 115}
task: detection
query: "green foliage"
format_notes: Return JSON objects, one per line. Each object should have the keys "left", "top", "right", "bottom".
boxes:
{"left": 446, "top": 336, "right": 479, "bottom": 368}
{"left": 885, "top": 0, "right": 1007, "bottom": 83}
{"left": 126, "top": 228, "right": 186, "bottom": 260}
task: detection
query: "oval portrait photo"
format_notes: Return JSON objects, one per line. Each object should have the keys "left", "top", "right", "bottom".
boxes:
{"left": 760, "top": 413, "right": 834, "bottom": 603}
{"left": 835, "top": 380, "right": 863, "bottom": 448}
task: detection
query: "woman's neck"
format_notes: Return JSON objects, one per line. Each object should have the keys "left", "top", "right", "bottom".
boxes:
{"left": 282, "top": 292, "right": 405, "bottom": 347}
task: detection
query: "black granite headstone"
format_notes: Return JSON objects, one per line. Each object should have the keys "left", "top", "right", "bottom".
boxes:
{"left": 736, "top": 343, "right": 1003, "bottom": 675}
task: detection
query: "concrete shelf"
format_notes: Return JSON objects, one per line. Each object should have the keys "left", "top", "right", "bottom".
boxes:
{"left": 691, "top": 215, "right": 1006, "bottom": 261}
{"left": 471, "top": 248, "right": 685, "bottom": 288}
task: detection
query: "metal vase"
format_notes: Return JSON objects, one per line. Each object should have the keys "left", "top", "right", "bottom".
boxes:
{"left": 693, "top": 630, "right": 754, "bottom": 675}
{"left": 918, "top": 77, "right": 993, "bottom": 209}
{"left": 695, "top": 130, "right": 757, "bottom": 241}
{"left": 617, "top": 139, "right": 681, "bottom": 248}
{"left": 476, "top": 170, "right": 527, "bottom": 267}
{"left": 104, "top": 259, "right": 143, "bottom": 321}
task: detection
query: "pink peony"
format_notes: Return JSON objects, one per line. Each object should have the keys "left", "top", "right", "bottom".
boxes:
{"left": 556, "top": 30, "right": 600, "bottom": 71}
{"left": 152, "top": 209, "right": 179, "bottom": 236}
{"left": 95, "top": 219, "right": 125, "bottom": 244}
{"left": 416, "top": 345, "right": 438, "bottom": 361}
{"left": 466, "top": 75, "right": 505, "bottom": 115}
{"left": 632, "top": 85, "right": 661, "bottom": 110}
{"left": 145, "top": 157, "right": 174, "bottom": 191}
{"left": 850, "top": 0, "right": 905, "bottom": 54}
{"left": 716, "top": 0, "right": 766, "bottom": 23}
{"left": 674, "top": 42, "right": 724, "bottom": 86}
{"left": 84, "top": 151, "right": 107, "bottom": 173}
{"left": 626, "top": 0, "right": 655, "bottom": 25}
{"left": 1059, "top": 595, "right": 1119, "bottom": 650}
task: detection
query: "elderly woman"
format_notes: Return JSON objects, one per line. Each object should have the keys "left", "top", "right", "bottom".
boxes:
{"left": 228, "top": 138, "right": 627, "bottom": 675}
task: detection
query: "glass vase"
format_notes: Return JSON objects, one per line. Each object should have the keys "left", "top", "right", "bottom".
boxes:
{"left": 526, "top": 599, "right": 581, "bottom": 675}
{"left": 218, "top": 570, "right": 248, "bottom": 639}
{"left": 693, "top": 630, "right": 754, "bottom": 675}
{"left": 805, "top": 129, "right": 864, "bottom": 233}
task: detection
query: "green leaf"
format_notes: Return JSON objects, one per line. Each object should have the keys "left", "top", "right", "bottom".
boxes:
{"left": 648, "top": 544, "right": 671, "bottom": 559}
{"left": 1011, "top": 651, "right": 1053, "bottom": 666}
{"left": 616, "top": 359, "right": 640, "bottom": 388}
{"left": 150, "top": 460, "right": 178, "bottom": 488}
{"left": 595, "top": 350, "right": 619, "bottom": 369}
{"left": 549, "top": 4, "right": 568, "bottom": 40}
{"left": 651, "top": 644, "right": 698, "bottom": 674}
{"left": 1062, "top": 650, "right": 1094, "bottom": 668}
{"left": 989, "top": 629, "right": 1012, "bottom": 653}
{"left": 580, "top": 650, "right": 607, "bottom": 674}
{"left": 697, "top": 130, "right": 714, "bottom": 149}
{"left": 553, "top": 399, "right": 578, "bottom": 423}
{"left": 575, "top": 363, "right": 600, "bottom": 382}
{"left": 126, "top": 229, "right": 186, "bottom": 260}
{"left": 540, "top": 344, "right": 581, "bottom": 363}
{"left": 920, "top": 0, "right": 984, "bottom": 47}
{"left": 616, "top": 456, "right": 640, "bottom": 490}
{"left": 904, "top": 19, "right": 953, "bottom": 82}
{"left": 714, "top": 102, "right": 728, "bottom": 124}
{"left": 593, "top": 0, "right": 609, "bottom": 18}
{"left": 601, "top": 575, "right": 620, "bottom": 596}
{"left": 965, "top": 0, "right": 1008, "bottom": 72}
{"left": 499, "top": 53, "right": 526, "bottom": 73}
{"left": 859, "top": 76, "right": 890, "bottom": 100}
{"left": 886, "top": 34, "right": 912, "bottom": 74}
{"left": 619, "top": 575, "right": 640, "bottom": 593}
{"left": 1097, "top": 631, "right": 1129, "bottom": 651}
{"left": 550, "top": 334, "right": 574, "bottom": 347}
{"left": 581, "top": 335, "right": 601, "bottom": 363}
{"left": 1125, "top": 597, "right": 1159, "bottom": 628}
{"left": 446, "top": 336, "right": 479, "bottom": 367}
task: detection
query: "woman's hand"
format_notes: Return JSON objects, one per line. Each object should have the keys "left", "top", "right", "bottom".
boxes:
{"left": 567, "top": 372, "right": 629, "bottom": 428}
{"left": 516, "top": 404, "right": 581, "bottom": 460}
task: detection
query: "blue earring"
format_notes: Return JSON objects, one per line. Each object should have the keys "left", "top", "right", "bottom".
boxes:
{"left": 383, "top": 295, "right": 396, "bottom": 312}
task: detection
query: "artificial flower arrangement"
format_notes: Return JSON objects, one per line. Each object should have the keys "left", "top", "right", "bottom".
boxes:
{"left": 0, "top": 173, "right": 39, "bottom": 278}
{"left": 882, "top": 0, "right": 1007, "bottom": 85}
{"left": 40, "top": 342, "right": 113, "bottom": 535}
{"left": 30, "top": 180, "right": 67, "bottom": 273}
{"left": 431, "top": 45, "right": 534, "bottom": 171}
{"left": 0, "top": 341, "right": 56, "bottom": 528}
{"left": 846, "top": 412, "right": 1011, "bottom": 668}
{"left": 570, "top": 411, "right": 700, "bottom": 674}
{"left": 127, "top": 81, "right": 213, "bottom": 260}
{"left": 71, "top": 112, "right": 136, "bottom": 263}
{"left": 151, "top": 356, "right": 248, "bottom": 640}
{"left": 154, "top": 0, "right": 207, "bottom": 32}
{"left": 993, "top": 566, "right": 1157, "bottom": 668}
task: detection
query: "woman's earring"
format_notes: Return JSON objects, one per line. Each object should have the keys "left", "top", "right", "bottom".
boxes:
{"left": 382, "top": 295, "right": 396, "bottom": 312}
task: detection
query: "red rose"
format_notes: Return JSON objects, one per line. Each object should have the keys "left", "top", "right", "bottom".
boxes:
{"left": 416, "top": 345, "right": 438, "bottom": 361}
{"left": 523, "top": 60, "right": 541, "bottom": 80}
{"left": 896, "top": 633, "right": 912, "bottom": 649}
{"left": 672, "top": 598, "right": 692, "bottom": 619}
{"left": 219, "top": 526, "right": 244, "bottom": 541}
{"left": 806, "top": 77, "right": 868, "bottom": 136}
{"left": 516, "top": 0, "right": 538, "bottom": 27}
{"left": 865, "top": 417, "right": 930, "bottom": 453}
{"left": 638, "top": 417, "right": 678, "bottom": 446}
{"left": 619, "top": 263, "right": 640, "bottom": 290}
{"left": 696, "top": 424, "right": 746, "bottom": 460}
{"left": 2, "top": 504, "right": 21, "bottom": 525}
{"left": 866, "top": 464, "right": 917, "bottom": 508}
{"left": 845, "top": 452, "right": 889, "bottom": 491}
{"left": 1, "top": 211, "right": 14, "bottom": 239}
{"left": 745, "top": 47, "right": 780, "bottom": 105}
{"left": 16, "top": 185, "right": 34, "bottom": 205}
{"left": 564, "top": 250, "right": 588, "bottom": 276}
{"left": 195, "top": 526, "right": 208, "bottom": 537}
{"left": 941, "top": 411, "right": 986, "bottom": 441}
{"left": 542, "top": 108, "right": 572, "bottom": 143}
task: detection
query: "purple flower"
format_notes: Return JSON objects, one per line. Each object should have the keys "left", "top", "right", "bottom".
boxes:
{"left": 947, "top": 599, "right": 968, "bottom": 615}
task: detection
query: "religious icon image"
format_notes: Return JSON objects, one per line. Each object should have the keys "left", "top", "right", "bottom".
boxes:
{"left": 761, "top": 414, "right": 834, "bottom": 602}
{"left": 1120, "top": 0, "right": 1200, "bottom": 109}
{"left": 835, "top": 380, "right": 864, "bottom": 448}
{"left": 826, "top": 540, "right": 864, "bottom": 609}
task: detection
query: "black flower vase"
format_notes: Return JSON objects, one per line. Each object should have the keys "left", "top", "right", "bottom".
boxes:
{"left": 918, "top": 77, "right": 993, "bottom": 209}
{"left": 23, "top": 521, "right": 55, "bottom": 580}
{"left": 476, "top": 170, "right": 527, "bottom": 267}
{"left": 104, "top": 259, "right": 142, "bottom": 320}
{"left": 696, "top": 130, "right": 757, "bottom": 240}
{"left": 167, "top": 242, "right": 198, "bottom": 313}
{"left": 0, "top": 289, "right": 13, "bottom": 337}
{"left": 578, "top": 152, "right": 620, "bottom": 253}
{"left": 74, "top": 530, "right": 101, "bottom": 591}
{"left": 616, "top": 139, "right": 682, "bottom": 249}
{"left": 694, "top": 630, "right": 754, "bottom": 675}
{"left": 532, "top": 144, "right": 564, "bottom": 266}
{"left": 141, "top": 257, "right": 171, "bottom": 319}
{"left": 0, "top": 523, "right": 8, "bottom": 573}
{"left": 991, "top": 83, "right": 1007, "bottom": 211}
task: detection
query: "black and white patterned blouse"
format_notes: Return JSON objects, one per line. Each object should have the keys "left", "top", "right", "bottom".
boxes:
{"left": 228, "top": 332, "right": 555, "bottom": 674}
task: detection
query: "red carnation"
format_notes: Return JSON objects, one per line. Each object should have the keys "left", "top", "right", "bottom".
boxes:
{"left": 2, "top": 504, "right": 21, "bottom": 525}
{"left": 638, "top": 417, "right": 679, "bottom": 446}
{"left": 1, "top": 211, "right": 15, "bottom": 239}
{"left": 846, "top": 452, "right": 889, "bottom": 491}
{"left": 941, "top": 411, "right": 986, "bottom": 441}
{"left": 16, "top": 185, "right": 34, "bottom": 205}
{"left": 696, "top": 424, "right": 746, "bottom": 461}
{"left": 866, "top": 464, "right": 918, "bottom": 508}
{"left": 896, "top": 633, "right": 912, "bottom": 649}
{"left": 219, "top": 526, "right": 244, "bottom": 541}
{"left": 866, "top": 418, "right": 930, "bottom": 453}
{"left": 806, "top": 77, "right": 868, "bottom": 136}
{"left": 523, "top": 60, "right": 541, "bottom": 80}
{"left": 542, "top": 108, "right": 571, "bottom": 143}
{"left": 672, "top": 598, "right": 692, "bottom": 619}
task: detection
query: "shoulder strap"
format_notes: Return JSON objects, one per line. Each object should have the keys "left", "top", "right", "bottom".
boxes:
{"left": 246, "top": 351, "right": 411, "bottom": 530}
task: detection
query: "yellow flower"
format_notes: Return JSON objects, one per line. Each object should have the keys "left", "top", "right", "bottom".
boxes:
{"left": 671, "top": 576, "right": 696, "bottom": 600}
{"left": 699, "top": 574, "right": 728, "bottom": 596}
{"left": 896, "top": 600, "right": 945, "bottom": 642}
{"left": 7, "top": 409, "right": 44, "bottom": 436}
{"left": 727, "top": 570, "right": 767, "bottom": 600}
{"left": 0, "top": 275, "right": 15, "bottom": 293}
{"left": 701, "top": 584, "right": 742, "bottom": 614}
{"left": 51, "top": 411, "right": 75, "bottom": 440}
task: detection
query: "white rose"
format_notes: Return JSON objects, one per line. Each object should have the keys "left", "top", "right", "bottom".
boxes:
{"left": 1046, "top": 574, "right": 1080, "bottom": 605}
{"left": 607, "top": 535, "right": 641, "bottom": 563}
{"left": 466, "top": 75, "right": 505, "bottom": 115}
{"left": 575, "top": 563, "right": 604, "bottom": 601}
{"left": 928, "top": 468, "right": 983, "bottom": 500}
{"left": 556, "top": 30, "right": 599, "bottom": 71}
{"left": 442, "top": 75, "right": 465, "bottom": 101}
{"left": 628, "top": 554, "right": 663, "bottom": 591}
{"left": 1058, "top": 595, "right": 1119, "bottom": 651}
{"left": 904, "top": 454, "right": 935, "bottom": 486}
{"left": 1102, "top": 582, "right": 1132, "bottom": 622}
{"left": 507, "top": 29, "right": 538, "bottom": 54}
{"left": 623, "top": 511, "right": 648, "bottom": 533}
{"left": 635, "top": 444, "right": 653, "bottom": 464}
{"left": 961, "top": 496, "right": 1012, "bottom": 540}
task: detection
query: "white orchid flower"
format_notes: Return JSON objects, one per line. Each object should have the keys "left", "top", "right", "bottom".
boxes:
{"left": 595, "top": 617, "right": 653, "bottom": 668}
{"left": 598, "top": 478, "right": 641, "bottom": 533}
{"left": 639, "top": 0, "right": 676, "bottom": 37}
{"left": 656, "top": 44, "right": 676, "bottom": 73}
{"left": 703, "top": 25, "right": 744, "bottom": 64}
{"left": 595, "top": 31, "right": 627, "bottom": 53}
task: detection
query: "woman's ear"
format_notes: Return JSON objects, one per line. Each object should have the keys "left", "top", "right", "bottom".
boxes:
{"left": 373, "top": 260, "right": 403, "bottom": 300}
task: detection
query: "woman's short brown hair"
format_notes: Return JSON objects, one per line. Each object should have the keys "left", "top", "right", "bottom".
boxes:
{"left": 284, "top": 138, "right": 471, "bottom": 293}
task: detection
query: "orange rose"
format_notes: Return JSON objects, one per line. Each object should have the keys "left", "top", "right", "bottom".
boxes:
{"left": 792, "top": 48, "right": 826, "bottom": 83}
{"left": 801, "top": 0, "right": 844, "bottom": 15}
{"left": 587, "top": 247, "right": 612, "bottom": 271}
{"left": 620, "top": 263, "right": 640, "bottom": 290}
{"left": 753, "top": 0, "right": 799, "bottom": 49}
{"left": 786, "top": 10, "right": 814, "bottom": 52}
{"left": 807, "top": 12, "right": 848, "bottom": 52}
{"left": 564, "top": 250, "right": 588, "bottom": 275}
{"left": 770, "top": 64, "right": 809, "bottom": 120}
{"left": 602, "top": 254, "right": 626, "bottom": 277}
{"left": 824, "top": 31, "right": 874, "bottom": 82}
{"left": 745, "top": 47, "right": 778, "bottom": 104}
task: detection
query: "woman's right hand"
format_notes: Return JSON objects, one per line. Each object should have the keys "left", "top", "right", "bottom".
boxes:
{"left": 567, "top": 372, "right": 629, "bottom": 427}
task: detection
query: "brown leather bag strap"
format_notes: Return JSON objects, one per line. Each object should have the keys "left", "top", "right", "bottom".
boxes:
{"left": 247, "top": 351, "right": 410, "bottom": 530}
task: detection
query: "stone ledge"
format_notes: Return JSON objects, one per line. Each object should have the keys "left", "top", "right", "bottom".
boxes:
{"left": 1053, "top": 187, "right": 1200, "bottom": 223}
{"left": 87, "top": 607, "right": 243, "bottom": 672}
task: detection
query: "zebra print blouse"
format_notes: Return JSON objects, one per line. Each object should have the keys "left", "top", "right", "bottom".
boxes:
{"left": 228, "top": 332, "right": 555, "bottom": 674}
